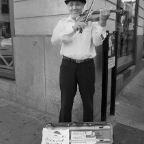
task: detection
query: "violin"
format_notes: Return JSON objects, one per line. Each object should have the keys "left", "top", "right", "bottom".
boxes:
{"left": 77, "top": 9, "right": 126, "bottom": 23}
{"left": 77, "top": 0, "right": 126, "bottom": 33}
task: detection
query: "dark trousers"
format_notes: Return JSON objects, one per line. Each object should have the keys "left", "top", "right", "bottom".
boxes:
{"left": 59, "top": 58, "right": 95, "bottom": 122}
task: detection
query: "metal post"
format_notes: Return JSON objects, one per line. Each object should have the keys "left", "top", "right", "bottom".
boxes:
{"left": 101, "top": 31, "right": 109, "bottom": 121}
{"left": 110, "top": 31, "right": 118, "bottom": 115}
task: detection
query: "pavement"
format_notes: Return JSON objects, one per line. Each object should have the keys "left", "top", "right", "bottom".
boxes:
{"left": 107, "top": 67, "right": 144, "bottom": 144}
{"left": 0, "top": 68, "right": 144, "bottom": 144}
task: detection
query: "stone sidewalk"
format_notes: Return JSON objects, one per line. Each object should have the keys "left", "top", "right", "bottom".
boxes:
{"left": 0, "top": 68, "right": 144, "bottom": 144}
{"left": 0, "top": 98, "right": 49, "bottom": 144}
{"left": 107, "top": 67, "right": 144, "bottom": 143}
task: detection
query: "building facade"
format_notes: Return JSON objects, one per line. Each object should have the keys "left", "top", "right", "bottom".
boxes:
{"left": 0, "top": 0, "right": 144, "bottom": 122}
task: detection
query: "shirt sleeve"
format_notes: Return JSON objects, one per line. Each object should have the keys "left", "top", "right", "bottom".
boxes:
{"left": 51, "top": 19, "right": 75, "bottom": 46}
{"left": 91, "top": 22, "right": 107, "bottom": 47}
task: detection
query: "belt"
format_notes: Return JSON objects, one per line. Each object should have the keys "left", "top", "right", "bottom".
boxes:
{"left": 63, "top": 56, "right": 92, "bottom": 63}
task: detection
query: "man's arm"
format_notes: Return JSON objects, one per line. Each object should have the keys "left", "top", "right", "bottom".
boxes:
{"left": 92, "top": 8, "right": 110, "bottom": 46}
{"left": 92, "top": 22, "right": 107, "bottom": 46}
{"left": 51, "top": 20, "right": 76, "bottom": 46}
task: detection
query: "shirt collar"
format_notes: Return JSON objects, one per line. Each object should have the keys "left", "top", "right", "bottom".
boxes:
{"left": 66, "top": 15, "right": 80, "bottom": 22}
{"left": 66, "top": 15, "right": 75, "bottom": 22}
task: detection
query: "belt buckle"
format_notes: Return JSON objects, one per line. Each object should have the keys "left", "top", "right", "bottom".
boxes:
{"left": 76, "top": 60, "right": 81, "bottom": 63}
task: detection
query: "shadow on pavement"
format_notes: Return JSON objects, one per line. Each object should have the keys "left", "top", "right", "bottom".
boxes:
{"left": 113, "top": 123, "right": 144, "bottom": 144}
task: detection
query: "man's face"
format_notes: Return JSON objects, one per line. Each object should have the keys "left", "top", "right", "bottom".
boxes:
{"left": 67, "top": 1, "right": 85, "bottom": 19}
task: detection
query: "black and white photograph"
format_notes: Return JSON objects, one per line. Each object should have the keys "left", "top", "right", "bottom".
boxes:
{"left": 0, "top": 0, "right": 144, "bottom": 144}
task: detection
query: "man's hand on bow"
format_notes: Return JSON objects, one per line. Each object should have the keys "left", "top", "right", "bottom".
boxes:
{"left": 72, "top": 21, "right": 86, "bottom": 32}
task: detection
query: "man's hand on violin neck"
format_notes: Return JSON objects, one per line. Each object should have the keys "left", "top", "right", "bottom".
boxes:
{"left": 99, "top": 8, "right": 110, "bottom": 27}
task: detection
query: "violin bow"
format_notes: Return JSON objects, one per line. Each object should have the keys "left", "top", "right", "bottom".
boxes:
{"left": 84, "top": 0, "right": 96, "bottom": 23}
{"left": 79, "top": 0, "right": 96, "bottom": 33}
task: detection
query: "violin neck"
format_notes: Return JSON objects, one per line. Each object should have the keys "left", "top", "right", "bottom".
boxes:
{"left": 91, "top": 9, "right": 124, "bottom": 15}
{"left": 86, "top": 17, "right": 99, "bottom": 22}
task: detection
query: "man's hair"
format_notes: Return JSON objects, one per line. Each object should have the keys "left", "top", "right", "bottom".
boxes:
{"left": 65, "top": 0, "right": 86, "bottom": 5}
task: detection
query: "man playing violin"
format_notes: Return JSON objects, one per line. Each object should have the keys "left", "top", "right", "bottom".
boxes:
{"left": 51, "top": 0, "right": 110, "bottom": 122}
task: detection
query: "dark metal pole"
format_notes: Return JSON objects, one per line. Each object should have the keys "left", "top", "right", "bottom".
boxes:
{"left": 110, "top": 31, "right": 118, "bottom": 115}
{"left": 101, "top": 31, "right": 109, "bottom": 121}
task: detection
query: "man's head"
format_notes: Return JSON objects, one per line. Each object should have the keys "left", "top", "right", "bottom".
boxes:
{"left": 65, "top": 0, "right": 86, "bottom": 19}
